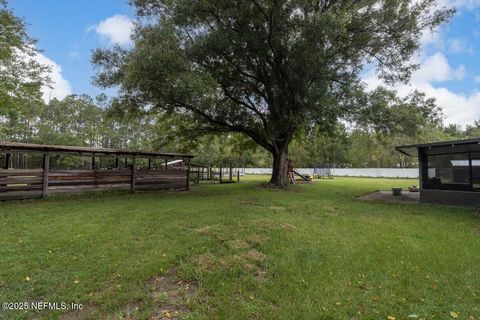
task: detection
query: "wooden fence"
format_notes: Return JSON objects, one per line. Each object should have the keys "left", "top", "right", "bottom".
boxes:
{"left": 0, "top": 169, "right": 44, "bottom": 200}
{"left": 0, "top": 168, "right": 188, "bottom": 200}
{"left": 188, "top": 164, "right": 241, "bottom": 184}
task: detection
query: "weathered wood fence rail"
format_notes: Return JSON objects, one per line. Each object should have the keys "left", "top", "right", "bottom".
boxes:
{"left": 189, "top": 163, "right": 241, "bottom": 184}
{"left": 0, "top": 169, "right": 44, "bottom": 199}
{"left": 0, "top": 141, "right": 193, "bottom": 201}
{"left": 0, "top": 168, "right": 189, "bottom": 200}
{"left": 135, "top": 170, "right": 188, "bottom": 191}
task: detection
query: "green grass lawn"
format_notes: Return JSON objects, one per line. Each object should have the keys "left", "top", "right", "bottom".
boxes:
{"left": 0, "top": 176, "right": 479, "bottom": 320}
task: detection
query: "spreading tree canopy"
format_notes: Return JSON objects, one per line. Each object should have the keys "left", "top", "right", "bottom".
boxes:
{"left": 93, "top": 0, "right": 453, "bottom": 186}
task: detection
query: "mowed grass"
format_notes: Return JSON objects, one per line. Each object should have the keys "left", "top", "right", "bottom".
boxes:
{"left": 0, "top": 176, "right": 479, "bottom": 319}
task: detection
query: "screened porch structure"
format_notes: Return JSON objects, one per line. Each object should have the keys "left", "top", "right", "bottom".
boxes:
{"left": 396, "top": 138, "right": 480, "bottom": 206}
{"left": 0, "top": 142, "right": 193, "bottom": 200}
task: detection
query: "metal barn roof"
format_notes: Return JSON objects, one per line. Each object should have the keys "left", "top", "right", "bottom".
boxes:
{"left": 395, "top": 137, "right": 480, "bottom": 157}
{"left": 0, "top": 141, "right": 193, "bottom": 158}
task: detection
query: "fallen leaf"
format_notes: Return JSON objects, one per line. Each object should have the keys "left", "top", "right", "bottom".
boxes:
{"left": 450, "top": 311, "right": 459, "bottom": 318}
{"left": 388, "top": 316, "right": 396, "bottom": 320}
{"left": 74, "top": 280, "right": 80, "bottom": 284}
{"left": 25, "top": 276, "right": 31, "bottom": 282}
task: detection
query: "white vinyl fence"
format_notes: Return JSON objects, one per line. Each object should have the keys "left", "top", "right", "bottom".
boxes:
{"left": 238, "top": 168, "right": 419, "bottom": 178}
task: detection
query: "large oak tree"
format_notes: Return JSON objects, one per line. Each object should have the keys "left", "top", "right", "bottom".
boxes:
{"left": 92, "top": 0, "right": 452, "bottom": 186}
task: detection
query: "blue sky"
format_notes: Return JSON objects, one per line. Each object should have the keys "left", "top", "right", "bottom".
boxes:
{"left": 8, "top": 0, "right": 480, "bottom": 126}
{"left": 9, "top": 0, "right": 134, "bottom": 98}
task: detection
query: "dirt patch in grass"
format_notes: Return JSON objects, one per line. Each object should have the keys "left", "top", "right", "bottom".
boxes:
{"left": 219, "top": 254, "right": 249, "bottom": 269}
{"left": 189, "top": 220, "right": 276, "bottom": 295}
{"left": 253, "top": 219, "right": 297, "bottom": 232}
{"left": 243, "top": 249, "right": 266, "bottom": 262}
{"left": 192, "top": 223, "right": 270, "bottom": 284}
{"left": 269, "top": 206, "right": 287, "bottom": 212}
{"left": 193, "top": 252, "right": 218, "bottom": 272}
{"left": 196, "top": 225, "right": 230, "bottom": 244}
{"left": 281, "top": 223, "right": 297, "bottom": 230}
{"left": 226, "top": 239, "right": 250, "bottom": 250}
{"left": 219, "top": 253, "right": 269, "bottom": 282}
{"left": 149, "top": 268, "right": 197, "bottom": 320}
{"left": 358, "top": 191, "right": 419, "bottom": 204}
{"left": 196, "top": 225, "right": 213, "bottom": 235}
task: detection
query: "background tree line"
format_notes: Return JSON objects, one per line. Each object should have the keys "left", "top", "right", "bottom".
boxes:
{"left": 2, "top": 92, "right": 480, "bottom": 169}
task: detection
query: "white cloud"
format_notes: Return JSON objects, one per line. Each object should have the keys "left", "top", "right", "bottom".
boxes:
{"left": 363, "top": 52, "right": 479, "bottom": 126}
{"left": 420, "top": 29, "right": 443, "bottom": 47}
{"left": 412, "top": 52, "right": 465, "bottom": 83}
{"left": 34, "top": 52, "right": 72, "bottom": 102}
{"left": 93, "top": 14, "right": 133, "bottom": 45}
{"left": 474, "top": 75, "right": 480, "bottom": 83}
{"left": 447, "top": 38, "right": 474, "bottom": 54}
{"left": 411, "top": 84, "right": 480, "bottom": 126}
{"left": 448, "top": 38, "right": 466, "bottom": 53}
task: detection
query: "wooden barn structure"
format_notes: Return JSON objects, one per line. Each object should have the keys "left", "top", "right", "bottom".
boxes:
{"left": 0, "top": 142, "right": 193, "bottom": 200}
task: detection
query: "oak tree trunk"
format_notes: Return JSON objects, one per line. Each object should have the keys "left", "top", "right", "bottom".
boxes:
{"left": 269, "top": 146, "right": 289, "bottom": 187}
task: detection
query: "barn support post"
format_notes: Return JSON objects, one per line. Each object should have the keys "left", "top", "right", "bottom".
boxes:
{"left": 186, "top": 159, "right": 190, "bottom": 191}
{"left": 91, "top": 154, "right": 96, "bottom": 169}
{"left": 115, "top": 157, "right": 119, "bottom": 168}
{"left": 469, "top": 152, "right": 474, "bottom": 189}
{"left": 165, "top": 159, "right": 168, "bottom": 170}
{"left": 131, "top": 156, "right": 136, "bottom": 193}
{"left": 418, "top": 148, "right": 427, "bottom": 189}
{"left": 148, "top": 158, "right": 152, "bottom": 170}
{"left": 42, "top": 154, "right": 50, "bottom": 198}
{"left": 4, "top": 152, "right": 11, "bottom": 169}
